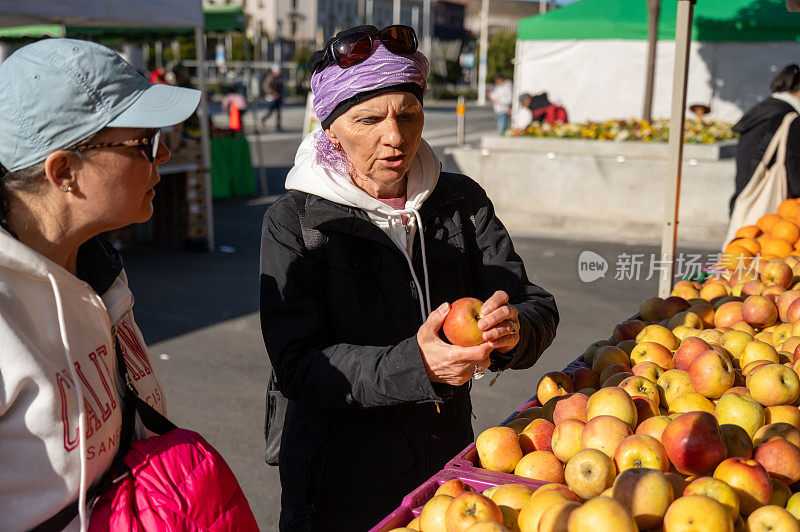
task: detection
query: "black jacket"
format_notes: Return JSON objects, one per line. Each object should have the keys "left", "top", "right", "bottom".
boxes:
{"left": 259, "top": 171, "right": 558, "bottom": 531}
{"left": 730, "top": 97, "right": 800, "bottom": 214}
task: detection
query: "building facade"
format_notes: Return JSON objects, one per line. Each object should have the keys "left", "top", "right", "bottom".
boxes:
{"left": 464, "top": 0, "right": 550, "bottom": 36}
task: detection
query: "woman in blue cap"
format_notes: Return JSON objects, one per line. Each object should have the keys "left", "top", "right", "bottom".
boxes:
{"left": 0, "top": 39, "right": 201, "bottom": 531}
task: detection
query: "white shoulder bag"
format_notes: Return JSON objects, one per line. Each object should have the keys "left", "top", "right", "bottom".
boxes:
{"left": 725, "top": 112, "right": 798, "bottom": 246}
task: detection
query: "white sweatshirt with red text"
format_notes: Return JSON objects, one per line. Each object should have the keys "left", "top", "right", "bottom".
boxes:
{"left": 0, "top": 227, "right": 166, "bottom": 531}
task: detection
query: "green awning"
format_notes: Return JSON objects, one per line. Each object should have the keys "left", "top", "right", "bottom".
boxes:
{"left": 0, "top": 5, "right": 246, "bottom": 41}
{"left": 203, "top": 5, "right": 246, "bottom": 33}
{"left": 518, "top": 0, "right": 800, "bottom": 42}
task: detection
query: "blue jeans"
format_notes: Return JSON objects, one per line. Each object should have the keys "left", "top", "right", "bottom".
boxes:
{"left": 496, "top": 112, "right": 510, "bottom": 134}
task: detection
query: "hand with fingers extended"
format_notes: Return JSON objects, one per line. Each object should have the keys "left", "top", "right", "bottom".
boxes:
{"left": 417, "top": 302, "right": 494, "bottom": 386}
{"left": 477, "top": 290, "right": 521, "bottom": 354}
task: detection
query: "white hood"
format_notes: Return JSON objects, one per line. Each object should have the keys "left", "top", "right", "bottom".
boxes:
{"left": 772, "top": 92, "right": 800, "bottom": 115}
{"left": 0, "top": 227, "right": 166, "bottom": 531}
{"left": 285, "top": 130, "right": 442, "bottom": 319}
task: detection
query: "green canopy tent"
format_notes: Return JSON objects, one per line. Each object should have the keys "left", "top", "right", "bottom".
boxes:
{"left": 513, "top": 0, "right": 800, "bottom": 123}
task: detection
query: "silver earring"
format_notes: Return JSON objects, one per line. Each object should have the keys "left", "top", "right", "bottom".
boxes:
{"left": 62, "top": 185, "right": 72, "bottom": 192}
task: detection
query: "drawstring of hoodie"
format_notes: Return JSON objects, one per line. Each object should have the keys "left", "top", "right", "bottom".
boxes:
{"left": 387, "top": 208, "right": 432, "bottom": 321}
{"left": 47, "top": 273, "right": 89, "bottom": 532}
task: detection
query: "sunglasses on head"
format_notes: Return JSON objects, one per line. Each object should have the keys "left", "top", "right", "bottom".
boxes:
{"left": 73, "top": 129, "right": 162, "bottom": 163}
{"left": 320, "top": 25, "right": 418, "bottom": 71}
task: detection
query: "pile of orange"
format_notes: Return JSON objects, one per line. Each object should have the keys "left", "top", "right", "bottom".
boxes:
{"left": 721, "top": 199, "right": 800, "bottom": 271}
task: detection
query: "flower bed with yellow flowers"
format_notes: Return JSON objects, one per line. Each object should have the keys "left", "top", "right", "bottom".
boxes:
{"left": 509, "top": 118, "right": 737, "bottom": 144}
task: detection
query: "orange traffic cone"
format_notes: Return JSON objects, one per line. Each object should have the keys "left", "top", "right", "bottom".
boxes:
{"left": 229, "top": 101, "right": 242, "bottom": 131}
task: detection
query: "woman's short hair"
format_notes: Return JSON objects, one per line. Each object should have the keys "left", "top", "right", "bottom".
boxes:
{"left": 771, "top": 64, "right": 800, "bottom": 93}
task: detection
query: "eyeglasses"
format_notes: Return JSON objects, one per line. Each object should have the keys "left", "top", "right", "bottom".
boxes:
{"left": 324, "top": 25, "right": 417, "bottom": 70}
{"left": 73, "top": 129, "right": 162, "bottom": 163}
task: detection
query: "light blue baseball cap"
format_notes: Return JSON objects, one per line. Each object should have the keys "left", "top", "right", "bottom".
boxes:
{"left": 0, "top": 38, "right": 201, "bottom": 172}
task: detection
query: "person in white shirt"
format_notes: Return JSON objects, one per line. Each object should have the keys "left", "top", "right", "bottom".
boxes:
{"left": 0, "top": 38, "right": 199, "bottom": 531}
{"left": 489, "top": 74, "right": 514, "bottom": 134}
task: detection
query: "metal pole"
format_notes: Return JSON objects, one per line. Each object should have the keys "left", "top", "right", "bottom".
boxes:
{"left": 457, "top": 96, "right": 466, "bottom": 146}
{"left": 195, "top": 27, "right": 215, "bottom": 251}
{"left": 658, "top": 0, "right": 695, "bottom": 298}
{"left": 394, "top": 0, "right": 401, "bottom": 24}
{"left": 155, "top": 41, "right": 163, "bottom": 70}
{"left": 367, "top": 0, "right": 374, "bottom": 25}
{"left": 243, "top": 31, "right": 269, "bottom": 197}
{"left": 642, "top": 0, "right": 661, "bottom": 123}
{"left": 477, "top": 0, "right": 490, "bottom": 106}
{"left": 422, "top": 0, "right": 431, "bottom": 58}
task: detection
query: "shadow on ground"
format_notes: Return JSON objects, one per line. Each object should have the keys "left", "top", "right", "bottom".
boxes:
{"left": 124, "top": 165, "right": 288, "bottom": 344}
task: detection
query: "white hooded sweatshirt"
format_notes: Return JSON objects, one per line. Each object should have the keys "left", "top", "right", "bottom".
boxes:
{"left": 285, "top": 130, "right": 442, "bottom": 319}
{"left": 0, "top": 227, "right": 166, "bottom": 532}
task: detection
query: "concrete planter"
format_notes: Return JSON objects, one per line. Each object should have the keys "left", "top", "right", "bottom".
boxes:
{"left": 445, "top": 136, "right": 737, "bottom": 245}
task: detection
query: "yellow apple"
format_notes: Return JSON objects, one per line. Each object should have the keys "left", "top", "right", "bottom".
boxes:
{"left": 581, "top": 415, "right": 633, "bottom": 459}
{"left": 668, "top": 392, "right": 716, "bottom": 416}
{"left": 564, "top": 448, "right": 617, "bottom": 500}
{"left": 747, "top": 363, "right": 800, "bottom": 406}
{"left": 656, "top": 369, "right": 696, "bottom": 408}
{"left": 566, "top": 496, "right": 638, "bottom": 532}
{"left": 476, "top": 427, "right": 524, "bottom": 473}
{"left": 517, "top": 490, "right": 572, "bottom": 532}
{"left": 746, "top": 505, "right": 800, "bottom": 532}
{"left": 614, "top": 434, "right": 670, "bottom": 473}
{"left": 612, "top": 467, "right": 674, "bottom": 530}
{"left": 537, "top": 371, "right": 574, "bottom": 405}
{"left": 550, "top": 419, "right": 586, "bottom": 463}
{"left": 514, "top": 451, "right": 565, "bottom": 484}
{"left": 586, "top": 387, "right": 637, "bottom": 429}
{"left": 636, "top": 324, "right": 679, "bottom": 351}
{"left": 536, "top": 500, "right": 580, "bottom": 532}
{"left": 714, "top": 392, "right": 765, "bottom": 439}
{"left": 740, "top": 341, "right": 780, "bottom": 369}
{"left": 419, "top": 494, "right": 454, "bottom": 532}
{"left": 488, "top": 483, "right": 534, "bottom": 512}
{"left": 662, "top": 494, "right": 733, "bottom": 532}
{"left": 683, "top": 476, "right": 740, "bottom": 520}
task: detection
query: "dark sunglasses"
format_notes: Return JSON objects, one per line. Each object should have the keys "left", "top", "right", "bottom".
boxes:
{"left": 73, "top": 129, "right": 162, "bottom": 163}
{"left": 325, "top": 25, "right": 417, "bottom": 70}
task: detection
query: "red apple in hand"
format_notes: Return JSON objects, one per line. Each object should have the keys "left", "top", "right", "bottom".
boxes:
{"left": 443, "top": 297, "right": 485, "bottom": 347}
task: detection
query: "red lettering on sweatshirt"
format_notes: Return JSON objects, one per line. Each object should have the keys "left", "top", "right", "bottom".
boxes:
{"left": 74, "top": 357, "right": 114, "bottom": 422}
{"left": 116, "top": 322, "right": 153, "bottom": 381}
{"left": 57, "top": 371, "right": 79, "bottom": 451}
{"left": 86, "top": 427, "right": 120, "bottom": 460}
{"left": 88, "top": 346, "right": 117, "bottom": 419}
{"left": 57, "top": 345, "right": 122, "bottom": 452}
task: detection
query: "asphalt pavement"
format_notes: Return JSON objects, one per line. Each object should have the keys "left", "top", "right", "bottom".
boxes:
{"left": 122, "top": 101, "right": 716, "bottom": 530}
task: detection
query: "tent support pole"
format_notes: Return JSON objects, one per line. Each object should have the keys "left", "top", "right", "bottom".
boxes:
{"left": 659, "top": 0, "right": 695, "bottom": 298}
{"left": 642, "top": 0, "right": 660, "bottom": 123}
{"left": 195, "top": 26, "right": 215, "bottom": 251}
{"left": 477, "top": 0, "right": 489, "bottom": 106}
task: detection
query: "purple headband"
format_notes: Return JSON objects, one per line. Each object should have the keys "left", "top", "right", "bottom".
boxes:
{"left": 310, "top": 41, "right": 428, "bottom": 127}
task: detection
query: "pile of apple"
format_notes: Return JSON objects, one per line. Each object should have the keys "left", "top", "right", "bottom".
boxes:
{"left": 723, "top": 198, "right": 800, "bottom": 266}
{"left": 455, "top": 256, "right": 800, "bottom": 531}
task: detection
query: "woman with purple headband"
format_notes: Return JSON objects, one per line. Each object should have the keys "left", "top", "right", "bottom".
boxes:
{"left": 259, "top": 25, "right": 559, "bottom": 530}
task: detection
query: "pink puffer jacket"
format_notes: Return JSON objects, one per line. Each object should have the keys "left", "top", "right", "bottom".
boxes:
{"left": 89, "top": 428, "right": 259, "bottom": 531}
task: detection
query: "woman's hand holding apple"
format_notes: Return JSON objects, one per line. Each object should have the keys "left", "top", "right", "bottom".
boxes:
{"left": 417, "top": 302, "right": 493, "bottom": 386}
{"left": 477, "top": 291, "right": 521, "bottom": 354}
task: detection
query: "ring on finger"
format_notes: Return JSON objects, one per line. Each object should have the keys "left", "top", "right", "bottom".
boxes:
{"left": 510, "top": 321, "right": 518, "bottom": 334}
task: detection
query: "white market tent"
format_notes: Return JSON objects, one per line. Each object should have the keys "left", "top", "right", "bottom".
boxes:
{"left": 514, "top": 0, "right": 800, "bottom": 123}
{"left": 0, "top": 0, "right": 215, "bottom": 249}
